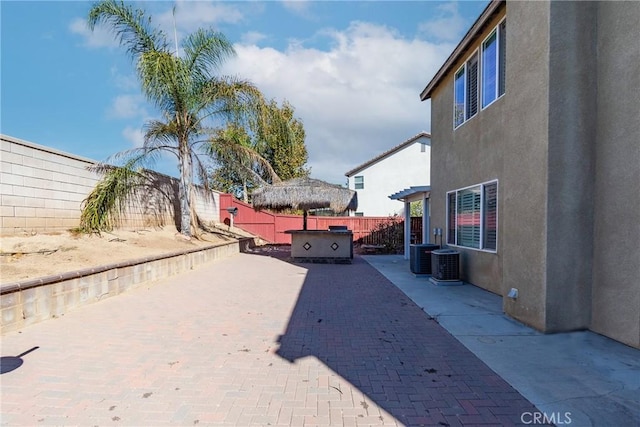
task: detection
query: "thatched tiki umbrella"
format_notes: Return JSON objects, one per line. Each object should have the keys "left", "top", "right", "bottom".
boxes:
{"left": 251, "top": 177, "right": 358, "bottom": 230}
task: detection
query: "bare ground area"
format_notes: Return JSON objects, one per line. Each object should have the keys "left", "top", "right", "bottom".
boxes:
{"left": 0, "top": 226, "right": 242, "bottom": 284}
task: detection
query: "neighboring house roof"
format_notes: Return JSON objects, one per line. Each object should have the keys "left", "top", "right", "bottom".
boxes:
{"left": 344, "top": 131, "right": 431, "bottom": 177}
{"left": 420, "top": 0, "right": 505, "bottom": 101}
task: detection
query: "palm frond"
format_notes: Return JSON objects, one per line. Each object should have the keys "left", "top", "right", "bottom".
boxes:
{"left": 137, "top": 50, "right": 186, "bottom": 113}
{"left": 182, "top": 29, "right": 236, "bottom": 77}
{"left": 101, "top": 145, "right": 167, "bottom": 170}
{"left": 88, "top": 0, "right": 167, "bottom": 58}
{"left": 193, "top": 153, "right": 212, "bottom": 191}
{"left": 196, "top": 76, "right": 264, "bottom": 126}
{"left": 79, "top": 162, "right": 147, "bottom": 233}
{"left": 207, "top": 130, "right": 280, "bottom": 185}
{"left": 144, "top": 120, "right": 178, "bottom": 146}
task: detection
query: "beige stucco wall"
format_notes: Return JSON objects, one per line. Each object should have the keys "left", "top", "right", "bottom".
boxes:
{"left": 591, "top": 2, "right": 640, "bottom": 348}
{"left": 426, "top": 1, "right": 640, "bottom": 348}
{"left": 543, "top": 1, "right": 597, "bottom": 332}
{"left": 429, "top": 9, "right": 510, "bottom": 298}
{"left": 500, "top": 1, "right": 551, "bottom": 331}
{"left": 0, "top": 135, "right": 220, "bottom": 235}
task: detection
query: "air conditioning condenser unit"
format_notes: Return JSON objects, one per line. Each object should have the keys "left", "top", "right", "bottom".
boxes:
{"left": 430, "top": 249, "right": 462, "bottom": 285}
{"left": 409, "top": 244, "right": 440, "bottom": 275}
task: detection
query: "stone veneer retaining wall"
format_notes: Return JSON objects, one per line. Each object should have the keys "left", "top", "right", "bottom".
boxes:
{"left": 0, "top": 134, "right": 220, "bottom": 235}
{"left": 1, "top": 238, "right": 257, "bottom": 333}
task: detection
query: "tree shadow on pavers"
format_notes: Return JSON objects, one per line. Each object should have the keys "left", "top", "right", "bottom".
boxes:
{"left": 265, "top": 253, "right": 545, "bottom": 427}
{"left": 1, "top": 347, "right": 39, "bottom": 374}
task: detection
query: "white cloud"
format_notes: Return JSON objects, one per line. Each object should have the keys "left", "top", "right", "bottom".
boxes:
{"left": 70, "top": 2, "right": 456, "bottom": 185}
{"left": 418, "top": 1, "right": 467, "bottom": 42}
{"left": 69, "top": 17, "right": 119, "bottom": 49}
{"left": 107, "top": 95, "right": 147, "bottom": 120}
{"left": 122, "top": 126, "right": 145, "bottom": 148}
{"left": 281, "top": 1, "right": 313, "bottom": 17}
{"left": 222, "top": 21, "right": 452, "bottom": 184}
{"left": 71, "top": 2, "right": 244, "bottom": 53}
{"left": 155, "top": 1, "right": 244, "bottom": 43}
{"left": 239, "top": 31, "right": 268, "bottom": 46}
{"left": 109, "top": 67, "right": 138, "bottom": 91}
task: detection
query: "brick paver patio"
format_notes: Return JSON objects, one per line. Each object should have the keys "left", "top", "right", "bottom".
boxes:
{"left": 1, "top": 247, "right": 543, "bottom": 426}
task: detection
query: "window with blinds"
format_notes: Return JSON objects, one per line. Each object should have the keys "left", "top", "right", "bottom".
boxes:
{"left": 454, "top": 18, "right": 506, "bottom": 128}
{"left": 447, "top": 193, "right": 457, "bottom": 245}
{"left": 498, "top": 20, "right": 506, "bottom": 97}
{"left": 454, "top": 51, "right": 479, "bottom": 129}
{"left": 454, "top": 68, "right": 465, "bottom": 128}
{"left": 466, "top": 53, "right": 479, "bottom": 119}
{"left": 457, "top": 186, "right": 481, "bottom": 248}
{"left": 446, "top": 180, "right": 498, "bottom": 251}
{"left": 481, "top": 18, "right": 506, "bottom": 109}
{"left": 483, "top": 182, "right": 498, "bottom": 250}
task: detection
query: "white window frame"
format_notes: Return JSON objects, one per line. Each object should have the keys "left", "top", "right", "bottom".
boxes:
{"left": 354, "top": 175, "right": 364, "bottom": 190}
{"left": 453, "top": 18, "right": 506, "bottom": 128}
{"left": 446, "top": 180, "right": 498, "bottom": 253}
{"left": 481, "top": 17, "right": 506, "bottom": 110}
{"left": 453, "top": 49, "right": 479, "bottom": 130}
{"left": 453, "top": 67, "right": 466, "bottom": 128}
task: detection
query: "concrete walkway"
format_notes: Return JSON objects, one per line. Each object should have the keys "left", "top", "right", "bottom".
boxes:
{"left": 364, "top": 255, "right": 640, "bottom": 427}
{"left": 1, "top": 248, "right": 543, "bottom": 427}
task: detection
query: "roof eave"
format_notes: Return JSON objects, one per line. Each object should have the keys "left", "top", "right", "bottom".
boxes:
{"left": 344, "top": 131, "right": 431, "bottom": 177}
{"left": 420, "top": 0, "right": 505, "bottom": 101}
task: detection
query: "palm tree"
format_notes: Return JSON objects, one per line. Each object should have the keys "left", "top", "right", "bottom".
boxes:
{"left": 86, "top": 0, "right": 276, "bottom": 237}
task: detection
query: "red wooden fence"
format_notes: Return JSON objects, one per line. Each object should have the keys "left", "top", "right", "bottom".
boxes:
{"left": 219, "top": 193, "right": 413, "bottom": 245}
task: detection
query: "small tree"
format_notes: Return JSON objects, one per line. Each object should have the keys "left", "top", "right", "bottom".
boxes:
{"left": 410, "top": 201, "right": 423, "bottom": 217}
{"left": 209, "top": 99, "right": 310, "bottom": 202}
{"left": 257, "top": 100, "right": 310, "bottom": 182}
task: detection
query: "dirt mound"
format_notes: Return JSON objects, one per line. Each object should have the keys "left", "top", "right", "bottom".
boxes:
{"left": 0, "top": 227, "right": 237, "bottom": 284}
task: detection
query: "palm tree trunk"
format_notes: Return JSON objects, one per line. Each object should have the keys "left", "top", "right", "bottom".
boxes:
{"left": 242, "top": 180, "right": 248, "bottom": 203}
{"left": 178, "top": 140, "right": 193, "bottom": 237}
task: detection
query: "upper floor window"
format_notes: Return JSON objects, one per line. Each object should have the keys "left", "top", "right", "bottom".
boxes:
{"left": 454, "top": 19, "right": 506, "bottom": 128}
{"left": 482, "top": 19, "right": 506, "bottom": 108}
{"left": 454, "top": 51, "right": 479, "bottom": 129}
{"left": 354, "top": 175, "right": 364, "bottom": 189}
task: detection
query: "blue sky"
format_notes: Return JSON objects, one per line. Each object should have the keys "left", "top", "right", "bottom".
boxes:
{"left": 1, "top": 0, "right": 489, "bottom": 185}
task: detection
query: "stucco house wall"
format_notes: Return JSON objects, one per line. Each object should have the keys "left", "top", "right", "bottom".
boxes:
{"left": 590, "top": 2, "right": 640, "bottom": 347}
{"left": 345, "top": 132, "right": 430, "bottom": 217}
{"left": 429, "top": 9, "right": 509, "bottom": 298}
{"left": 422, "top": 0, "right": 640, "bottom": 348}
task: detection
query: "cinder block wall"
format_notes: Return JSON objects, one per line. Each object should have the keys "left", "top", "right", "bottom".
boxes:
{"left": 0, "top": 134, "right": 220, "bottom": 235}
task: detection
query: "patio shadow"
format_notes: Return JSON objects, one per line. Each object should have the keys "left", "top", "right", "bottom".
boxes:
{"left": 258, "top": 248, "right": 543, "bottom": 426}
